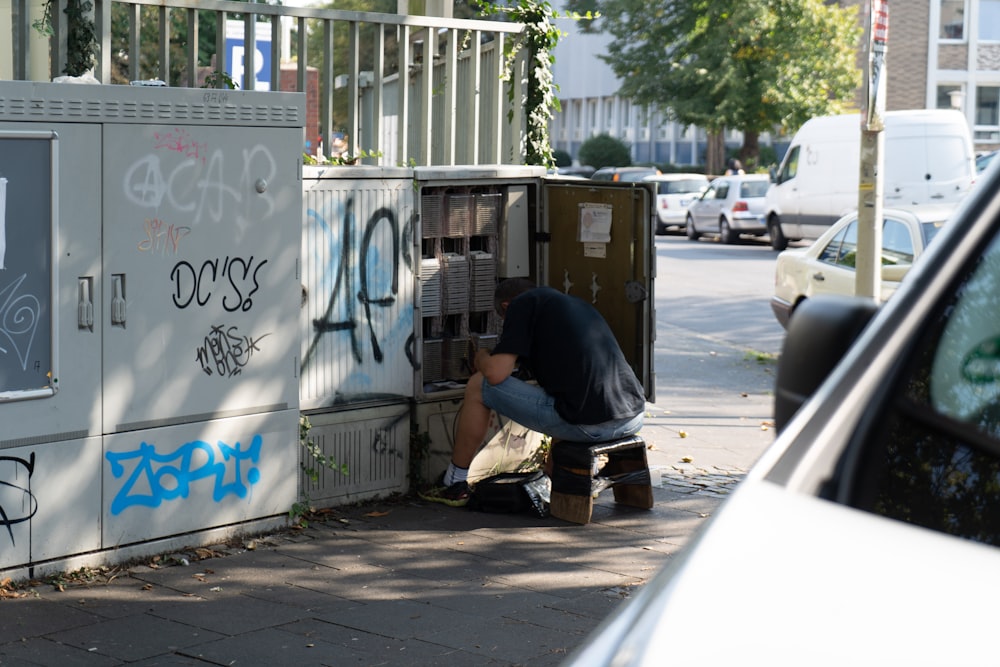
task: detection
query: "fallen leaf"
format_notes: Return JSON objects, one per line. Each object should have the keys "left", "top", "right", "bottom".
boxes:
{"left": 678, "top": 431, "right": 688, "bottom": 439}
{"left": 681, "top": 456, "right": 693, "bottom": 463}
{"left": 740, "top": 392, "right": 748, "bottom": 398}
{"left": 363, "top": 510, "right": 390, "bottom": 518}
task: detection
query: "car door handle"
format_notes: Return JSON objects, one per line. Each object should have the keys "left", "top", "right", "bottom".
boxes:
{"left": 812, "top": 272, "right": 825, "bottom": 282}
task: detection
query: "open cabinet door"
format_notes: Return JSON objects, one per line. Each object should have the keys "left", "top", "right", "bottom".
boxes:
{"left": 543, "top": 180, "right": 656, "bottom": 401}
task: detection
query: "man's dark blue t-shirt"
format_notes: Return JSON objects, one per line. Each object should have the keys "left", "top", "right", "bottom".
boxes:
{"left": 491, "top": 287, "right": 645, "bottom": 424}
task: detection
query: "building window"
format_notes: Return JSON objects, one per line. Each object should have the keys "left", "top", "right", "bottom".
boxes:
{"left": 974, "top": 86, "right": 1000, "bottom": 142}
{"left": 604, "top": 99, "right": 613, "bottom": 128}
{"left": 937, "top": 84, "right": 963, "bottom": 111}
{"left": 587, "top": 100, "right": 597, "bottom": 129}
{"left": 940, "top": 0, "right": 965, "bottom": 40}
{"left": 980, "top": 0, "right": 1000, "bottom": 40}
{"left": 622, "top": 100, "right": 631, "bottom": 127}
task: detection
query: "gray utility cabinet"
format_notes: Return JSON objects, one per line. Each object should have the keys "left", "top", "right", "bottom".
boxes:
{"left": 0, "top": 82, "right": 304, "bottom": 575}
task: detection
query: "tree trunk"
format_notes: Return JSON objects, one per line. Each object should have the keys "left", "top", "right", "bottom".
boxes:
{"left": 706, "top": 130, "right": 726, "bottom": 176}
{"left": 740, "top": 130, "right": 760, "bottom": 171}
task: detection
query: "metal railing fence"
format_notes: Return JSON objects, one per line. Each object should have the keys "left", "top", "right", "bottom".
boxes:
{"left": 3, "top": 0, "right": 527, "bottom": 166}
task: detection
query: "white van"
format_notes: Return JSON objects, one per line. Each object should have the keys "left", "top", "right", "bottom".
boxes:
{"left": 765, "top": 109, "right": 975, "bottom": 250}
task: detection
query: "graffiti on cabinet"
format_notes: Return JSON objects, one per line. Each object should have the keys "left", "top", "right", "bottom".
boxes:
{"left": 302, "top": 196, "right": 417, "bottom": 372}
{"left": 123, "top": 134, "right": 277, "bottom": 228}
{"left": 106, "top": 435, "right": 262, "bottom": 515}
{"left": 170, "top": 256, "right": 267, "bottom": 312}
{"left": 196, "top": 324, "right": 270, "bottom": 377}
{"left": 0, "top": 273, "right": 41, "bottom": 372}
{"left": 0, "top": 453, "right": 37, "bottom": 546}
{"left": 137, "top": 218, "right": 192, "bottom": 256}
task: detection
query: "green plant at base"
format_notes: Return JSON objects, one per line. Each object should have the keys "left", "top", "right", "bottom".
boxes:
{"left": 304, "top": 149, "right": 384, "bottom": 166}
{"left": 294, "top": 415, "right": 348, "bottom": 526}
{"left": 202, "top": 71, "right": 239, "bottom": 90}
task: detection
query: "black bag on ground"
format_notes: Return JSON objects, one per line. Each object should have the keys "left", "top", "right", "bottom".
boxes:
{"left": 468, "top": 471, "right": 550, "bottom": 517}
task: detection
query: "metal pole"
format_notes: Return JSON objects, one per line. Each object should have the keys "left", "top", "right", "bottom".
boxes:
{"left": 856, "top": 0, "right": 888, "bottom": 300}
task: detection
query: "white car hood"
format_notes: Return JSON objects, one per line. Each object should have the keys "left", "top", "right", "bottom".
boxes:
{"left": 569, "top": 479, "right": 1000, "bottom": 666}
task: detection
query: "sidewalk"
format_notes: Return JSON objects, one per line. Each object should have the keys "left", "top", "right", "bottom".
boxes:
{"left": 0, "top": 325, "right": 778, "bottom": 666}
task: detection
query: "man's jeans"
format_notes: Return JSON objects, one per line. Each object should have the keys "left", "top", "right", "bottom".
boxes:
{"left": 481, "top": 376, "right": 643, "bottom": 442}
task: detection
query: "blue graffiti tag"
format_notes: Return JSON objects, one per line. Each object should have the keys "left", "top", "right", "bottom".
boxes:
{"left": 106, "top": 435, "right": 262, "bottom": 515}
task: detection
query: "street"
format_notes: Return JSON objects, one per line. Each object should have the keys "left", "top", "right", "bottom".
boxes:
{"left": 641, "top": 232, "right": 786, "bottom": 476}
{"left": 654, "top": 233, "right": 786, "bottom": 357}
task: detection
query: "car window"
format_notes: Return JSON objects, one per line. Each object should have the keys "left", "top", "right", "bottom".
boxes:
{"left": 847, "top": 230, "right": 1000, "bottom": 546}
{"left": 715, "top": 184, "right": 730, "bottom": 199}
{"left": 740, "top": 180, "right": 770, "bottom": 198}
{"left": 663, "top": 179, "right": 706, "bottom": 195}
{"left": 826, "top": 221, "right": 859, "bottom": 268}
{"left": 818, "top": 224, "right": 851, "bottom": 264}
{"left": 881, "top": 218, "right": 915, "bottom": 265}
{"left": 778, "top": 146, "right": 800, "bottom": 183}
{"left": 920, "top": 220, "right": 947, "bottom": 245}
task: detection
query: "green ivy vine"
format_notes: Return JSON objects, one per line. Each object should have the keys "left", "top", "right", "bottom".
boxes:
{"left": 476, "top": 0, "right": 597, "bottom": 167}
{"left": 33, "top": 0, "right": 97, "bottom": 77}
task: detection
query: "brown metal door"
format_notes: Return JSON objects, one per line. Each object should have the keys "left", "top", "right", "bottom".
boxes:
{"left": 542, "top": 180, "right": 656, "bottom": 401}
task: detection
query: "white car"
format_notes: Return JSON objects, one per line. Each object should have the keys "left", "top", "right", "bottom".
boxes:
{"left": 770, "top": 204, "right": 953, "bottom": 328}
{"left": 643, "top": 173, "right": 709, "bottom": 235}
{"left": 564, "top": 159, "right": 1000, "bottom": 666}
{"left": 686, "top": 173, "right": 770, "bottom": 244}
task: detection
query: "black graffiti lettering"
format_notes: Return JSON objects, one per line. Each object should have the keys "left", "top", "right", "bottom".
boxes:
{"left": 171, "top": 261, "right": 196, "bottom": 308}
{"left": 0, "top": 453, "right": 38, "bottom": 547}
{"left": 222, "top": 256, "right": 266, "bottom": 313}
{"left": 172, "top": 256, "right": 267, "bottom": 311}
{"left": 358, "top": 207, "right": 400, "bottom": 364}
{"left": 196, "top": 323, "right": 270, "bottom": 378}
{"left": 303, "top": 201, "right": 416, "bottom": 373}
{"left": 307, "top": 198, "right": 362, "bottom": 365}
{"left": 196, "top": 258, "right": 217, "bottom": 306}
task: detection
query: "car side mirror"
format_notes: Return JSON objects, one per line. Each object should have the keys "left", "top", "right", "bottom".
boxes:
{"left": 774, "top": 296, "right": 879, "bottom": 432}
{"left": 881, "top": 264, "right": 910, "bottom": 282}
{"left": 769, "top": 166, "right": 779, "bottom": 184}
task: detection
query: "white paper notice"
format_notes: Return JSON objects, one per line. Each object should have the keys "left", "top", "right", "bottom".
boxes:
{"left": 578, "top": 203, "right": 612, "bottom": 243}
{"left": 0, "top": 177, "right": 6, "bottom": 270}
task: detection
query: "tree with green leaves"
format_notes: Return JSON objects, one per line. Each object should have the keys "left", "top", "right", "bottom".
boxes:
{"left": 578, "top": 133, "right": 630, "bottom": 168}
{"left": 581, "top": 0, "right": 861, "bottom": 173}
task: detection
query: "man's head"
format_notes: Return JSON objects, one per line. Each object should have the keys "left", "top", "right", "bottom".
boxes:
{"left": 493, "top": 278, "right": 535, "bottom": 317}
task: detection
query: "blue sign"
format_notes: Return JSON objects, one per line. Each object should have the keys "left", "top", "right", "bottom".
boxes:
{"left": 224, "top": 20, "right": 272, "bottom": 91}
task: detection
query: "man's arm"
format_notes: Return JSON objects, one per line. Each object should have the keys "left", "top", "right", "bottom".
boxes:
{"left": 474, "top": 348, "right": 517, "bottom": 386}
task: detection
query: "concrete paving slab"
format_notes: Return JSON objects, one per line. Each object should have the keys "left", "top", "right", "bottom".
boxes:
{"left": 54, "top": 614, "right": 225, "bottom": 662}
{"left": 0, "top": 636, "right": 121, "bottom": 666}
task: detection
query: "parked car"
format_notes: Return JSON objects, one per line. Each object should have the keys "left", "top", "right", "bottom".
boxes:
{"left": 770, "top": 204, "right": 953, "bottom": 328}
{"left": 685, "top": 173, "right": 770, "bottom": 244}
{"left": 643, "top": 173, "right": 709, "bottom": 235}
{"left": 590, "top": 166, "right": 660, "bottom": 182}
{"left": 564, "top": 155, "right": 1000, "bottom": 666}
